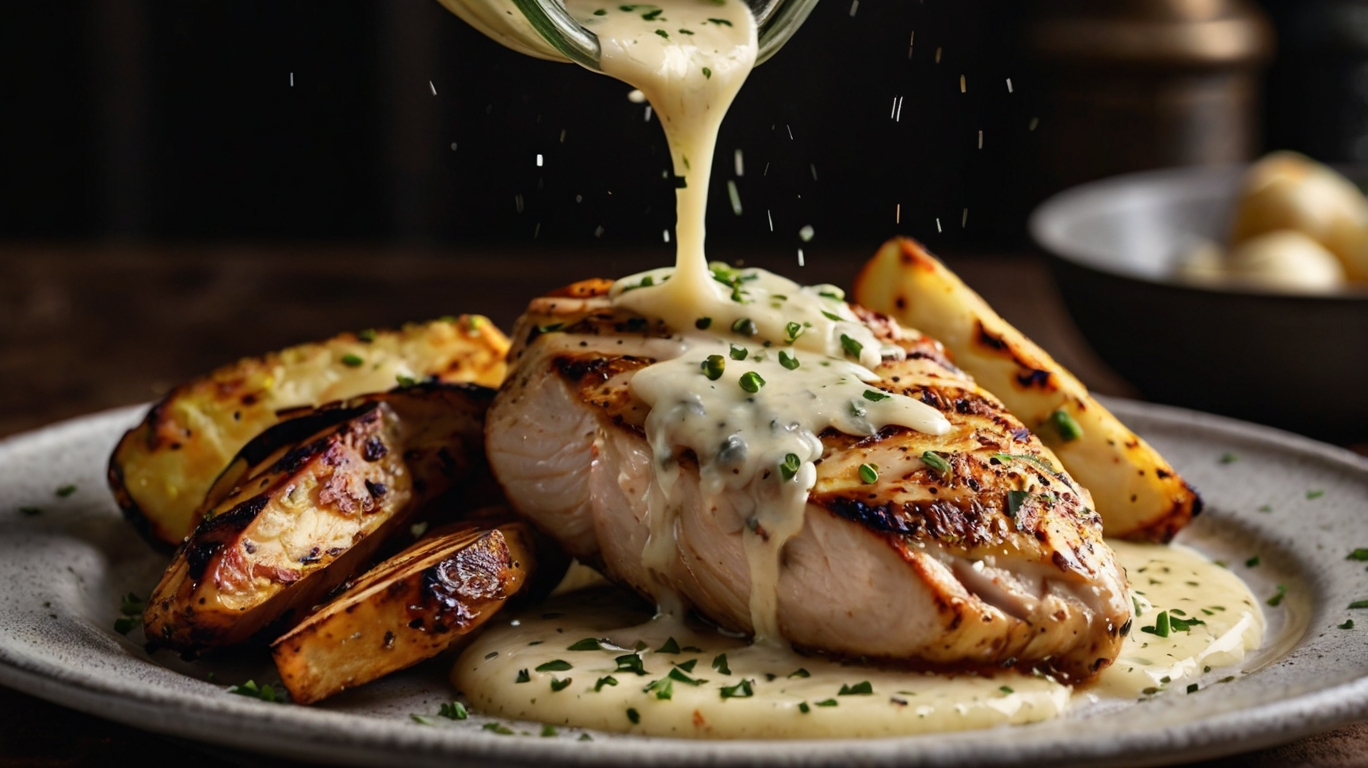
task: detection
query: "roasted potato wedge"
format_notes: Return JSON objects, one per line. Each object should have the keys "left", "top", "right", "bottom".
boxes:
{"left": 273, "top": 520, "right": 536, "bottom": 705}
{"left": 854, "top": 238, "right": 1200, "bottom": 541}
{"left": 109, "top": 316, "right": 509, "bottom": 548}
{"left": 143, "top": 384, "right": 495, "bottom": 652}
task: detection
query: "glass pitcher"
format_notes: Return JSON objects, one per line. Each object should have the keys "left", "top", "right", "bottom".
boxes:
{"left": 434, "top": 0, "right": 819, "bottom": 69}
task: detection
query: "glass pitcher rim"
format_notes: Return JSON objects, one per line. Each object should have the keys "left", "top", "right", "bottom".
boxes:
{"left": 510, "top": 0, "right": 822, "bottom": 70}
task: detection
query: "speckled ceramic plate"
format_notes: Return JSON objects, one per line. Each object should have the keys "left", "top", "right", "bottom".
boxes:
{"left": 2, "top": 400, "right": 1368, "bottom": 767}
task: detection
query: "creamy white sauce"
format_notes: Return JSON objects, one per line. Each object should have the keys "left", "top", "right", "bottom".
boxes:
{"left": 561, "top": 0, "right": 949, "bottom": 644}
{"left": 1089, "top": 541, "right": 1264, "bottom": 699}
{"left": 565, "top": 0, "right": 757, "bottom": 319}
{"left": 453, "top": 542, "right": 1263, "bottom": 738}
{"left": 622, "top": 267, "right": 950, "bottom": 640}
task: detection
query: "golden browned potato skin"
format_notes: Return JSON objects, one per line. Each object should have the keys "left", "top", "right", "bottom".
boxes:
{"left": 272, "top": 521, "right": 535, "bottom": 705}
{"left": 109, "top": 317, "right": 509, "bottom": 548}
{"left": 143, "top": 384, "right": 494, "bottom": 653}
{"left": 853, "top": 238, "right": 1200, "bottom": 542}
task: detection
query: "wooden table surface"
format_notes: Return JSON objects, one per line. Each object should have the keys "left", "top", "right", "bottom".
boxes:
{"left": 2, "top": 243, "right": 1366, "bottom": 767}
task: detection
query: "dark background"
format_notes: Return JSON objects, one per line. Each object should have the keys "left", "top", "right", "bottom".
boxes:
{"left": 0, "top": 0, "right": 1112, "bottom": 257}
{"left": 1, "top": 1, "right": 1361, "bottom": 255}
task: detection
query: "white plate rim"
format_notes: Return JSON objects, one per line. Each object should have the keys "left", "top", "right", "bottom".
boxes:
{"left": 1, "top": 400, "right": 1368, "bottom": 768}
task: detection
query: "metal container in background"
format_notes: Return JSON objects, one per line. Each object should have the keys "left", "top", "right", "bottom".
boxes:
{"left": 1025, "top": 0, "right": 1275, "bottom": 196}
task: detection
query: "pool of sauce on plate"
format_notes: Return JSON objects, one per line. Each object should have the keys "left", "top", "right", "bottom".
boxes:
{"left": 454, "top": 543, "right": 1262, "bottom": 738}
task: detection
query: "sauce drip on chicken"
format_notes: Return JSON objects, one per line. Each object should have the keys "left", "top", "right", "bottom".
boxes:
{"left": 562, "top": 0, "right": 949, "bottom": 644}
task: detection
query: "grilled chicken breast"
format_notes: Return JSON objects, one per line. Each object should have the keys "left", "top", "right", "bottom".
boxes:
{"left": 486, "top": 280, "right": 1132, "bottom": 683}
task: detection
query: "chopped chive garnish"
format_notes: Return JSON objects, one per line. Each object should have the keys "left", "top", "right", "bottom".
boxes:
{"left": 838, "top": 681, "right": 873, "bottom": 695}
{"left": 814, "top": 698, "right": 838, "bottom": 707}
{"left": 1169, "top": 614, "right": 1205, "bottom": 632}
{"left": 1140, "top": 611, "right": 1172, "bottom": 638}
{"left": 785, "top": 321, "right": 804, "bottom": 342}
{"left": 541, "top": 724, "right": 558, "bottom": 737}
{"left": 789, "top": 668, "right": 810, "bottom": 678}
{"left": 798, "top": 702, "right": 811, "bottom": 713}
{"left": 730, "top": 344, "right": 749, "bottom": 361}
{"left": 395, "top": 374, "right": 419, "bottom": 388}
{"left": 779, "top": 453, "right": 802, "bottom": 482}
{"left": 1350, "top": 600, "right": 1368, "bottom": 609}
{"left": 839, "top": 334, "right": 864, "bottom": 358}
{"left": 615, "top": 653, "right": 647, "bottom": 675}
{"left": 1187, "top": 683, "right": 1199, "bottom": 694}
{"left": 999, "top": 685, "right": 1014, "bottom": 694}
{"left": 119, "top": 592, "right": 145, "bottom": 616}
{"left": 695, "top": 317, "right": 712, "bottom": 330}
{"left": 1349, "top": 549, "right": 1368, "bottom": 562}
{"left": 515, "top": 669, "right": 530, "bottom": 683}
{"left": 626, "top": 708, "right": 640, "bottom": 724}
{"left": 862, "top": 389, "right": 890, "bottom": 402}
{"left": 439, "top": 701, "right": 468, "bottom": 719}
{"left": 921, "top": 451, "right": 951, "bottom": 476}
{"left": 568, "top": 637, "right": 604, "bottom": 651}
{"left": 675, "top": 659, "right": 698, "bottom": 673}
{"left": 550, "top": 677, "right": 573, "bottom": 692}
{"left": 719, "top": 679, "right": 754, "bottom": 699}
{"left": 667, "top": 667, "right": 707, "bottom": 685}
{"left": 779, "top": 350, "right": 799, "bottom": 370}
{"left": 1307, "top": 489, "right": 1325, "bottom": 499}
{"left": 701, "top": 355, "right": 726, "bottom": 381}
{"left": 712, "top": 654, "right": 731, "bottom": 675}
{"left": 19, "top": 506, "right": 42, "bottom": 517}
{"left": 1048, "top": 410, "right": 1083, "bottom": 442}
{"left": 357, "top": 328, "right": 377, "bottom": 342}
{"left": 594, "top": 675, "right": 619, "bottom": 692}
{"left": 536, "top": 660, "right": 572, "bottom": 672}
{"left": 732, "top": 318, "right": 757, "bottom": 336}
{"left": 54, "top": 484, "right": 77, "bottom": 498}
{"left": 1267, "top": 585, "right": 1287, "bottom": 607}
{"left": 821, "top": 310, "right": 844, "bottom": 322}
{"left": 1220, "top": 452, "right": 1238, "bottom": 464}
{"left": 1006, "top": 490, "right": 1030, "bottom": 517}
{"left": 991, "top": 452, "right": 1058, "bottom": 472}
{"left": 858, "top": 463, "right": 879, "bottom": 484}
{"left": 739, "top": 371, "right": 765, "bottom": 393}
{"left": 341, "top": 353, "right": 364, "bottom": 368}
{"left": 702, "top": 66, "right": 712, "bottom": 79}
{"left": 1341, "top": 619, "right": 1356, "bottom": 629}
{"left": 656, "top": 637, "right": 681, "bottom": 654}
{"left": 227, "top": 680, "right": 283, "bottom": 703}
{"left": 645, "top": 677, "right": 673, "bottom": 700}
